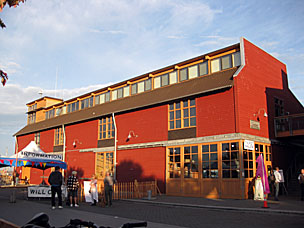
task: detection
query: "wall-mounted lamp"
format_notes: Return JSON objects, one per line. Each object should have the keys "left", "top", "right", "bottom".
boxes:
{"left": 254, "top": 108, "right": 268, "bottom": 121}
{"left": 126, "top": 130, "right": 138, "bottom": 142}
{"left": 72, "top": 139, "right": 82, "bottom": 148}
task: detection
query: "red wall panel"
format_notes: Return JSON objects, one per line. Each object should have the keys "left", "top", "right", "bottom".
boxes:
{"left": 234, "top": 39, "right": 304, "bottom": 138}
{"left": 17, "top": 134, "right": 34, "bottom": 152}
{"left": 196, "top": 89, "right": 236, "bottom": 137}
{"left": 65, "top": 119, "right": 99, "bottom": 151}
{"left": 116, "top": 147, "right": 166, "bottom": 192}
{"left": 39, "top": 129, "right": 54, "bottom": 153}
{"left": 116, "top": 105, "right": 168, "bottom": 145}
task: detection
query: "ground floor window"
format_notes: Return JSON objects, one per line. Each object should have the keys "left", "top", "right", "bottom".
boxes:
{"left": 96, "top": 152, "right": 113, "bottom": 179}
{"left": 167, "top": 140, "right": 271, "bottom": 180}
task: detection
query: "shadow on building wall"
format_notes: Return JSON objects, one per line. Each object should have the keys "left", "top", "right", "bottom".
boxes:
{"left": 116, "top": 160, "right": 165, "bottom": 193}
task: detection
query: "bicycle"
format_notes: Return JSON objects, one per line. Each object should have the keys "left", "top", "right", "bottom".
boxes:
{"left": 21, "top": 212, "right": 148, "bottom": 228}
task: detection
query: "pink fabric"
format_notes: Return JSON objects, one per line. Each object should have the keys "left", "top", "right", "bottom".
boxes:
{"left": 256, "top": 154, "right": 270, "bottom": 194}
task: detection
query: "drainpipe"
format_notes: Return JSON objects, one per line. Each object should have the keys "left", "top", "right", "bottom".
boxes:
{"left": 112, "top": 113, "right": 117, "bottom": 180}
{"left": 62, "top": 124, "right": 66, "bottom": 178}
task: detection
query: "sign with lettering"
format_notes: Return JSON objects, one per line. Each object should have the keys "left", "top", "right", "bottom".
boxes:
{"left": 28, "top": 186, "right": 67, "bottom": 198}
{"left": 20, "top": 152, "right": 63, "bottom": 160}
{"left": 250, "top": 120, "right": 260, "bottom": 130}
{"left": 244, "top": 140, "right": 254, "bottom": 150}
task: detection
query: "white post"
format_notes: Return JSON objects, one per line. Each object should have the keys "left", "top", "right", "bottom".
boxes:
{"left": 112, "top": 113, "right": 117, "bottom": 180}
{"left": 62, "top": 124, "right": 66, "bottom": 178}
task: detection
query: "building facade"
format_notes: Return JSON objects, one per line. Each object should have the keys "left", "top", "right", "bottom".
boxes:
{"left": 14, "top": 38, "right": 304, "bottom": 199}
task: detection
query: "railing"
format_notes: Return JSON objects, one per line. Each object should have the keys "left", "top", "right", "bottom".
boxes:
{"left": 274, "top": 113, "right": 304, "bottom": 137}
{"left": 80, "top": 179, "right": 160, "bottom": 202}
{"left": 113, "top": 179, "right": 159, "bottom": 200}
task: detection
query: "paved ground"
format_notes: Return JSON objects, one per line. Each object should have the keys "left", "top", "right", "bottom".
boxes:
{"left": 0, "top": 187, "right": 304, "bottom": 228}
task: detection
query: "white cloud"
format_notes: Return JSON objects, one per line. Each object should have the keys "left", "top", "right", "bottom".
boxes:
{"left": 0, "top": 83, "right": 111, "bottom": 115}
{"left": 0, "top": 59, "right": 22, "bottom": 75}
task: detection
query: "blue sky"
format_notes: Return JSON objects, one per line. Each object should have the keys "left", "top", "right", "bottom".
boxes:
{"left": 0, "top": 0, "right": 303, "bottom": 156}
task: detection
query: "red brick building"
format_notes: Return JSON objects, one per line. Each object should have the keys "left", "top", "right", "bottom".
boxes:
{"left": 14, "top": 38, "right": 304, "bottom": 199}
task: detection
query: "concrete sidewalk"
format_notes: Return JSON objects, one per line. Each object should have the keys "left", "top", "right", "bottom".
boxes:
{"left": 124, "top": 195, "right": 304, "bottom": 215}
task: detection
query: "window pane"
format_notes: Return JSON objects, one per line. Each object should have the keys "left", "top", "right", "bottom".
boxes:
{"left": 188, "top": 65, "right": 198, "bottom": 79}
{"left": 190, "top": 107, "right": 196, "bottom": 116}
{"left": 180, "top": 68, "right": 188, "bottom": 81}
{"left": 222, "top": 152, "right": 230, "bottom": 160}
{"left": 161, "top": 74, "right": 169, "bottom": 86}
{"left": 231, "top": 142, "right": 239, "bottom": 151}
{"left": 169, "top": 111, "right": 174, "bottom": 120}
{"left": 190, "top": 99, "right": 195, "bottom": 106}
{"left": 221, "top": 55, "right": 232, "bottom": 70}
{"left": 131, "top": 84, "right": 137, "bottom": 95}
{"left": 112, "top": 90, "right": 117, "bottom": 100}
{"left": 233, "top": 52, "right": 241, "bottom": 67}
{"left": 190, "top": 117, "right": 196, "bottom": 126}
{"left": 169, "top": 104, "right": 174, "bottom": 110}
{"left": 202, "top": 154, "right": 209, "bottom": 161}
{"left": 183, "top": 100, "right": 188, "bottom": 108}
{"left": 176, "top": 120, "right": 181, "bottom": 128}
{"left": 145, "top": 79, "right": 152, "bottom": 91}
{"left": 199, "top": 62, "right": 208, "bottom": 76}
{"left": 170, "top": 121, "right": 174, "bottom": 129}
{"left": 169, "top": 71, "right": 177, "bottom": 84}
{"left": 138, "top": 81, "right": 145, "bottom": 93}
{"left": 231, "top": 170, "right": 239, "bottom": 178}
{"left": 210, "top": 153, "right": 218, "bottom": 160}
{"left": 105, "top": 92, "right": 110, "bottom": 102}
{"left": 202, "top": 145, "right": 209, "bottom": 152}
{"left": 184, "top": 119, "right": 189, "bottom": 127}
{"left": 222, "top": 143, "right": 229, "bottom": 151}
{"left": 175, "top": 102, "right": 181, "bottom": 109}
{"left": 175, "top": 110, "right": 181, "bottom": 119}
{"left": 154, "top": 77, "right": 161, "bottom": 88}
{"left": 117, "top": 88, "right": 123, "bottom": 98}
{"left": 184, "top": 109, "right": 189, "bottom": 117}
{"left": 223, "top": 170, "right": 230, "bottom": 178}
{"left": 211, "top": 58, "right": 221, "bottom": 73}
{"left": 99, "top": 94, "right": 105, "bottom": 104}
{"left": 210, "top": 144, "right": 217, "bottom": 152}
{"left": 123, "top": 86, "right": 130, "bottom": 97}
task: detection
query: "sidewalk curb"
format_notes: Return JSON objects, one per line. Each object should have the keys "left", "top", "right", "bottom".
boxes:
{"left": 122, "top": 199, "right": 304, "bottom": 215}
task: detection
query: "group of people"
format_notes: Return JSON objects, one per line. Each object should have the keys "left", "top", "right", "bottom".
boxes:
{"left": 48, "top": 166, "right": 114, "bottom": 209}
{"left": 268, "top": 167, "right": 304, "bottom": 201}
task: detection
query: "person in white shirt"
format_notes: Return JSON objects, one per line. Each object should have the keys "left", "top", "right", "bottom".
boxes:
{"left": 274, "top": 167, "right": 282, "bottom": 201}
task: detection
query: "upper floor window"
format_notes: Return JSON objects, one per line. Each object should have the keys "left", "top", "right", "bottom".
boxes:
{"left": 131, "top": 78, "right": 151, "bottom": 95}
{"left": 179, "top": 62, "right": 209, "bottom": 82}
{"left": 45, "top": 109, "right": 55, "bottom": 120}
{"left": 28, "top": 112, "right": 36, "bottom": 124}
{"left": 154, "top": 71, "right": 178, "bottom": 89}
{"left": 274, "top": 98, "right": 284, "bottom": 117}
{"left": 34, "top": 132, "right": 40, "bottom": 146}
{"left": 67, "top": 101, "right": 79, "bottom": 113}
{"left": 112, "top": 85, "right": 130, "bottom": 101}
{"left": 54, "top": 127, "right": 64, "bottom": 146}
{"left": 211, "top": 52, "right": 240, "bottom": 73}
{"left": 95, "top": 92, "right": 110, "bottom": 105}
{"left": 81, "top": 97, "right": 93, "bottom": 109}
{"left": 169, "top": 99, "right": 196, "bottom": 130}
{"left": 98, "top": 116, "right": 115, "bottom": 140}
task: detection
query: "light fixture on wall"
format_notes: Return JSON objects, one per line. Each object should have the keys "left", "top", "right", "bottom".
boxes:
{"left": 72, "top": 139, "right": 82, "bottom": 148}
{"left": 254, "top": 108, "right": 268, "bottom": 121}
{"left": 126, "top": 130, "right": 138, "bottom": 142}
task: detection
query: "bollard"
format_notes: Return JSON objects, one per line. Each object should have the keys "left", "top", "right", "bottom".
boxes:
{"left": 147, "top": 190, "right": 152, "bottom": 200}
{"left": 9, "top": 190, "right": 16, "bottom": 203}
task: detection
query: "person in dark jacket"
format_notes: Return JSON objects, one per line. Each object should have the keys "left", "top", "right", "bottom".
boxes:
{"left": 48, "top": 166, "right": 63, "bottom": 209}
{"left": 298, "top": 168, "right": 304, "bottom": 201}
{"left": 104, "top": 171, "right": 114, "bottom": 207}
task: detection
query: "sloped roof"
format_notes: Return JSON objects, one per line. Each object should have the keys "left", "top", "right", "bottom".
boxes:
{"left": 14, "top": 67, "right": 237, "bottom": 136}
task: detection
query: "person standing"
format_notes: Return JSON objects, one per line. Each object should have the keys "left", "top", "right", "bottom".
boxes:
{"left": 298, "top": 168, "right": 304, "bottom": 201}
{"left": 89, "top": 174, "right": 98, "bottom": 206}
{"left": 274, "top": 167, "right": 282, "bottom": 201}
{"left": 104, "top": 172, "right": 114, "bottom": 207}
{"left": 67, "top": 171, "right": 79, "bottom": 207}
{"left": 268, "top": 169, "right": 275, "bottom": 196}
{"left": 48, "top": 166, "right": 63, "bottom": 209}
